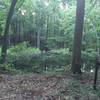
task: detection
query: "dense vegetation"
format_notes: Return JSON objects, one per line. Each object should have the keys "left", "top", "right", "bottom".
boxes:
{"left": 0, "top": 0, "right": 99, "bottom": 74}
{"left": 0, "top": 0, "right": 100, "bottom": 99}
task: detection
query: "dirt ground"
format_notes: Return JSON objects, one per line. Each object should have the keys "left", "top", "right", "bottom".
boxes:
{"left": 0, "top": 72, "right": 100, "bottom": 100}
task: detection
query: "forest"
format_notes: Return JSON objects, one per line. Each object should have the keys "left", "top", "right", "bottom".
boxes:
{"left": 0, "top": 0, "right": 100, "bottom": 99}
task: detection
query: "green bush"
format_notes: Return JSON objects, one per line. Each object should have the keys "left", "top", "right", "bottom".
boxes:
{"left": 82, "top": 49, "right": 97, "bottom": 70}
{"left": 7, "top": 42, "right": 41, "bottom": 71}
{"left": 7, "top": 45, "right": 72, "bottom": 72}
{"left": 0, "top": 42, "right": 97, "bottom": 73}
{"left": 0, "top": 63, "right": 22, "bottom": 74}
{"left": 39, "top": 48, "right": 72, "bottom": 70}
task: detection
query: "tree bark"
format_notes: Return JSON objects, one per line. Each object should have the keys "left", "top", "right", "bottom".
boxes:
{"left": 37, "top": 29, "right": 41, "bottom": 49}
{"left": 1, "top": 0, "right": 18, "bottom": 64}
{"left": 72, "top": 0, "right": 85, "bottom": 74}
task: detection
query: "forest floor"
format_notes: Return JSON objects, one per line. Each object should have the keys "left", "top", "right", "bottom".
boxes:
{"left": 0, "top": 71, "right": 100, "bottom": 100}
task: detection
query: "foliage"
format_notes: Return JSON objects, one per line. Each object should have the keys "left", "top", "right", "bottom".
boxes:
{"left": 7, "top": 43, "right": 71, "bottom": 72}
{"left": 0, "top": 63, "right": 22, "bottom": 74}
{"left": 82, "top": 49, "right": 97, "bottom": 70}
{"left": 7, "top": 42, "right": 41, "bottom": 71}
{"left": 39, "top": 48, "right": 72, "bottom": 70}
{"left": 0, "top": 42, "right": 97, "bottom": 73}
{"left": 0, "top": 0, "right": 100, "bottom": 73}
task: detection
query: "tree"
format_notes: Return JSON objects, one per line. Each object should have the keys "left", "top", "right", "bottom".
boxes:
{"left": 72, "top": 0, "right": 85, "bottom": 74}
{"left": 1, "top": 0, "right": 18, "bottom": 63}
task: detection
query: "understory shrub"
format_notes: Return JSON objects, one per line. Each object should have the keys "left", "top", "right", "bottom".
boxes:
{"left": 82, "top": 49, "right": 97, "bottom": 70}
{"left": 7, "top": 42, "right": 41, "bottom": 71}
{"left": 0, "top": 43, "right": 98, "bottom": 73}
{"left": 39, "top": 48, "right": 72, "bottom": 70}
{"left": 0, "top": 63, "right": 22, "bottom": 74}
{"left": 6, "top": 43, "right": 72, "bottom": 72}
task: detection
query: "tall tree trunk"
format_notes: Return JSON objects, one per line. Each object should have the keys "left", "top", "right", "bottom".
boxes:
{"left": 1, "top": 0, "right": 17, "bottom": 64}
{"left": 37, "top": 29, "right": 41, "bottom": 49}
{"left": 45, "top": 15, "right": 49, "bottom": 51}
{"left": 71, "top": 0, "right": 85, "bottom": 74}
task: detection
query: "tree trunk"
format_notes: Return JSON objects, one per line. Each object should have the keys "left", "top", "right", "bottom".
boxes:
{"left": 1, "top": 0, "right": 17, "bottom": 64}
{"left": 37, "top": 29, "right": 41, "bottom": 49}
{"left": 71, "top": 0, "right": 85, "bottom": 74}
